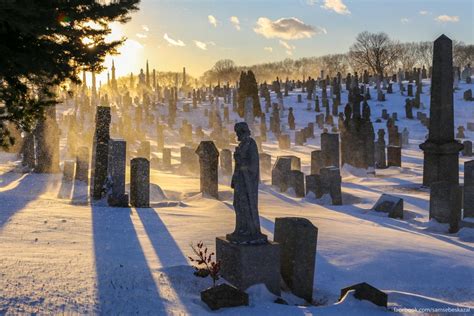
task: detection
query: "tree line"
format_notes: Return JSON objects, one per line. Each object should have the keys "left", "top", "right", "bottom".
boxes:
{"left": 201, "top": 32, "right": 473, "bottom": 85}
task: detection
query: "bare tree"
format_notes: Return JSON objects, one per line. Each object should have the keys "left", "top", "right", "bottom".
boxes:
{"left": 211, "top": 59, "right": 238, "bottom": 84}
{"left": 415, "top": 42, "right": 433, "bottom": 69}
{"left": 396, "top": 42, "right": 418, "bottom": 70}
{"left": 349, "top": 31, "right": 400, "bottom": 77}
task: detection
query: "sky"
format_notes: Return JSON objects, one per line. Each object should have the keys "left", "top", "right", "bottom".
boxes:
{"left": 94, "top": 0, "right": 473, "bottom": 84}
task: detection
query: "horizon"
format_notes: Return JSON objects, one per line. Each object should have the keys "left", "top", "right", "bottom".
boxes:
{"left": 89, "top": 0, "right": 473, "bottom": 86}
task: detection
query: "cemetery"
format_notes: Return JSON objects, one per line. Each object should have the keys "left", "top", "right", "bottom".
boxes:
{"left": 0, "top": 1, "right": 473, "bottom": 315}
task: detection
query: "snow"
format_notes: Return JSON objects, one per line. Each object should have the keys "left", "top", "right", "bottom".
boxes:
{"left": 1, "top": 79, "right": 474, "bottom": 314}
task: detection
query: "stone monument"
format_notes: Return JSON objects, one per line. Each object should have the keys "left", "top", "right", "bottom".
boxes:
{"left": 216, "top": 122, "right": 280, "bottom": 295}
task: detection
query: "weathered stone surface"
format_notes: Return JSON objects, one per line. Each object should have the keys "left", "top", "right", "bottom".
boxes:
{"left": 430, "top": 181, "right": 462, "bottom": 232}
{"left": 462, "top": 161, "right": 474, "bottom": 218}
{"left": 278, "top": 134, "right": 290, "bottom": 150}
{"left": 339, "top": 282, "right": 388, "bottom": 308}
{"left": 130, "top": 158, "right": 150, "bottom": 208}
{"left": 372, "top": 194, "right": 404, "bottom": 219}
{"left": 201, "top": 283, "right": 249, "bottom": 311}
{"left": 91, "top": 106, "right": 111, "bottom": 200}
{"left": 107, "top": 139, "right": 129, "bottom": 207}
{"left": 63, "top": 160, "right": 75, "bottom": 182}
{"left": 387, "top": 145, "right": 402, "bottom": 167}
{"left": 311, "top": 150, "right": 323, "bottom": 175}
{"left": 462, "top": 140, "right": 472, "bottom": 157}
{"left": 216, "top": 237, "right": 281, "bottom": 296}
{"left": 162, "top": 148, "right": 172, "bottom": 169}
{"left": 196, "top": 141, "right": 219, "bottom": 199}
{"left": 220, "top": 149, "right": 233, "bottom": 176}
{"left": 274, "top": 217, "right": 317, "bottom": 302}
{"left": 321, "top": 167, "right": 342, "bottom": 205}
{"left": 288, "top": 170, "right": 305, "bottom": 197}
{"left": 259, "top": 152, "right": 272, "bottom": 175}
{"left": 75, "top": 146, "right": 89, "bottom": 185}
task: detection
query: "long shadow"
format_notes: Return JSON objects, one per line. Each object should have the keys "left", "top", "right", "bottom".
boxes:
{"left": 0, "top": 169, "right": 24, "bottom": 188}
{"left": 136, "top": 208, "right": 191, "bottom": 313}
{"left": 91, "top": 204, "right": 166, "bottom": 314}
{"left": 323, "top": 201, "right": 474, "bottom": 253}
{"left": 0, "top": 173, "right": 50, "bottom": 229}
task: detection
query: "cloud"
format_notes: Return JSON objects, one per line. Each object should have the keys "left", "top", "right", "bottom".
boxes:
{"left": 400, "top": 18, "right": 409, "bottom": 24}
{"left": 136, "top": 33, "right": 147, "bottom": 38}
{"left": 435, "top": 15, "right": 459, "bottom": 23}
{"left": 142, "top": 25, "right": 149, "bottom": 32}
{"left": 264, "top": 46, "right": 273, "bottom": 53}
{"left": 279, "top": 40, "right": 296, "bottom": 55}
{"left": 163, "top": 33, "right": 185, "bottom": 47}
{"left": 254, "top": 17, "right": 325, "bottom": 40}
{"left": 419, "top": 10, "right": 431, "bottom": 15}
{"left": 194, "top": 40, "right": 208, "bottom": 50}
{"left": 208, "top": 15, "right": 218, "bottom": 27}
{"left": 230, "top": 16, "right": 241, "bottom": 30}
{"left": 306, "top": 0, "right": 319, "bottom": 5}
{"left": 321, "top": 0, "right": 350, "bottom": 15}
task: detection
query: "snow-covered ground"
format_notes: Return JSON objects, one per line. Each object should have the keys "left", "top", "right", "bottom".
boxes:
{"left": 1, "top": 80, "right": 473, "bottom": 315}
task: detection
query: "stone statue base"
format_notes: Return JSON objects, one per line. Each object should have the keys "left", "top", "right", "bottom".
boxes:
{"left": 225, "top": 232, "right": 268, "bottom": 245}
{"left": 216, "top": 236, "right": 280, "bottom": 296}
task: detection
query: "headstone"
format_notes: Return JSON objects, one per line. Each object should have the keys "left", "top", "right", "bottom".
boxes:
{"left": 91, "top": 106, "right": 111, "bottom": 200}
{"left": 321, "top": 132, "right": 340, "bottom": 168}
{"left": 372, "top": 194, "right": 404, "bottom": 219}
{"left": 387, "top": 145, "right": 401, "bottom": 167}
{"left": 288, "top": 170, "right": 305, "bottom": 197}
{"left": 196, "top": 141, "right": 219, "bottom": 199}
{"left": 63, "top": 160, "right": 75, "bottom": 182}
{"left": 274, "top": 217, "right": 317, "bottom": 302}
{"left": 311, "top": 150, "right": 323, "bottom": 175}
{"left": 462, "top": 141, "right": 472, "bottom": 157}
{"left": 339, "top": 283, "right": 388, "bottom": 308}
{"left": 130, "top": 158, "right": 150, "bottom": 208}
{"left": 162, "top": 148, "right": 172, "bottom": 169}
{"left": 259, "top": 153, "right": 272, "bottom": 175}
{"left": 220, "top": 149, "right": 233, "bottom": 176}
{"left": 430, "top": 181, "right": 461, "bottom": 232}
{"left": 272, "top": 156, "right": 292, "bottom": 192}
{"left": 278, "top": 134, "right": 291, "bottom": 150}
{"left": 463, "top": 160, "right": 474, "bottom": 218}
{"left": 107, "top": 139, "right": 129, "bottom": 207}
{"left": 75, "top": 146, "right": 89, "bottom": 185}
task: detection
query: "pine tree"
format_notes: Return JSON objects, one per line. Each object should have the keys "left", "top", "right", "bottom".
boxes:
{"left": 237, "top": 70, "right": 261, "bottom": 118}
{"left": 0, "top": 0, "right": 140, "bottom": 148}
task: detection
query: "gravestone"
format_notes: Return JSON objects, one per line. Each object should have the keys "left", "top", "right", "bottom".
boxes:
{"left": 130, "top": 158, "right": 150, "bottom": 208}
{"left": 274, "top": 217, "right": 317, "bottom": 302}
{"left": 162, "top": 148, "right": 172, "bottom": 169}
{"left": 463, "top": 160, "right": 474, "bottom": 218}
{"left": 75, "top": 146, "right": 89, "bottom": 185}
{"left": 91, "top": 106, "right": 111, "bottom": 200}
{"left": 372, "top": 194, "right": 404, "bottom": 219}
{"left": 401, "top": 128, "right": 409, "bottom": 147}
{"left": 259, "top": 153, "right": 272, "bottom": 176}
{"left": 462, "top": 141, "right": 472, "bottom": 156}
{"left": 321, "top": 132, "right": 340, "bottom": 168}
{"left": 63, "top": 160, "right": 75, "bottom": 182}
{"left": 430, "top": 181, "right": 461, "bottom": 232}
{"left": 288, "top": 170, "right": 305, "bottom": 197}
{"left": 311, "top": 150, "right": 323, "bottom": 175}
{"left": 220, "top": 149, "right": 233, "bottom": 176}
{"left": 278, "top": 134, "right": 291, "bottom": 150}
{"left": 340, "top": 283, "right": 388, "bottom": 308}
{"left": 272, "top": 157, "right": 292, "bottom": 192}
{"left": 419, "top": 35, "right": 463, "bottom": 186}
{"left": 107, "top": 139, "right": 129, "bottom": 207}
{"left": 456, "top": 126, "right": 465, "bottom": 139}
{"left": 387, "top": 145, "right": 401, "bottom": 167}
{"left": 196, "top": 141, "right": 219, "bottom": 199}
